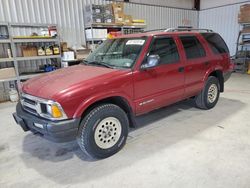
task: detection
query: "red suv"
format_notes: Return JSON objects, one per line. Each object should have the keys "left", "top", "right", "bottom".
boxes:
{"left": 13, "top": 28, "right": 233, "bottom": 159}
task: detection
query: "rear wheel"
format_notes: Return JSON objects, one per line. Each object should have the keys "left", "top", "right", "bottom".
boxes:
{"left": 77, "top": 104, "right": 129, "bottom": 159}
{"left": 195, "top": 76, "right": 220, "bottom": 109}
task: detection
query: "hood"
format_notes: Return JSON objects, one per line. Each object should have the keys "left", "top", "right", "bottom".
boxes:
{"left": 22, "top": 65, "right": 123, "bottom": 99}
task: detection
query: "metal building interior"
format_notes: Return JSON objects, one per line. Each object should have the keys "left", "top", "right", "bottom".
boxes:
{"left": 0, "top": 0, "right": 250, "bottom": 187}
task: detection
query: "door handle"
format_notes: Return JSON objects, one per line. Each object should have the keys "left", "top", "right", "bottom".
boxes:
{"left": 204, "top": 61, "right": 210, "bottom": 66}
{"left": 178, "top": 67, "right": 184, "bottom": 72}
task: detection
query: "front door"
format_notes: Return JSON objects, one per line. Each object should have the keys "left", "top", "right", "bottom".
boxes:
{"left": 133, "top": 36, "right": 185, "bottom": 115}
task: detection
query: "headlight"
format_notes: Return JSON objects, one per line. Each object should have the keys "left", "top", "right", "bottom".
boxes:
{"left": 39, "top": 101, "right": 68, "bottom": 120}
{"left": 21, "top": 93, "right": 68, "bottom": 120}
{"left": 46, "top": 103, "right": 66, "bottom": 119}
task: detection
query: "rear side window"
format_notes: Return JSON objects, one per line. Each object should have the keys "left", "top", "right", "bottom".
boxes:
{"left": 201, "top": 33, "right": 229, "bottom": 54}
{"left": 180, "top": 36, "right": 206, "bottom": 59}
{"left": 149, "top": 37, "right": 179, "bottom": 64}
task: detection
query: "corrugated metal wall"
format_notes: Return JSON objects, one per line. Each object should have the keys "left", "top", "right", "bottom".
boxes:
{"left": 124, "top": 0, "right": 194, "bottom": 9}
{"left": 124, "top": 3, "right": 198, "bottom": 30}
{"left": 199, "top": 2, "right": 246, "bottom": 55}
{"left": 0, "top": 0, "right": 198, "bottom": 46}
{"left": 0, "top": 0, "right": 198, "bottom": 102}
{"left": 200, "top": 0, "right": 248, "bottom": 9}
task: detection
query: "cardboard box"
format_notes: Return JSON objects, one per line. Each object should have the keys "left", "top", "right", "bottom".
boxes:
{"left": 84, "top": 4, "right": 104, "bottom": 25}
{"left": 242, "top": 28, "right": 250, "bottom": 33}
{"left": 86, "top": 28, "right": 108, "bottom": 39}
{"left": 103, "top": 14, "right": 115, "bottom": 23}
{"left": 114, "top": 12, "right": 124, "bottom": 24}
{"left": 60, "top": 42, "right": 68, "bottom": 52}
{"left": 21, "top": 46, "right": 38, "bottom": 57}
{"left": 238, "top": 14, "right": 250, "bottom": 23}
{"left": 62, "top": 51, "right": 75, "bottom": 61}
{"left": 75, "top": 49, "right": 90, "bottom": 60}
{"left": 85, "top": 4, "right": 103, "bottom": 15}
{"left": 104, "top": 4, "right": 113, "bottom": 15}
{"left": 124, "top": 15, "right": 133, "bottom": 25}
{"left": 240, "top": 4, "right": 250, "bottom": 11}
{"left": 0, "top": 67, "right": 16, "bottom": 80}
{"left": 112, "top": 2, "right": 124, "bottom": 14}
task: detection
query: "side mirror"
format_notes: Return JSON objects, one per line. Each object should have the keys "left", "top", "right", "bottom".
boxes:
{"left": 141, "top": 55, "right": 160, "bottom": 70}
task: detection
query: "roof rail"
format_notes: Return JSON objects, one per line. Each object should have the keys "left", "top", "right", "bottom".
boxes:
{"left": 165, "top": 26, "right": 213, "bottom": 32}
{"left": 143, "top": 28, "right": 166, "bottom": 33}
{"left": 143, "top": 26, "right": 213, "bottom": 33}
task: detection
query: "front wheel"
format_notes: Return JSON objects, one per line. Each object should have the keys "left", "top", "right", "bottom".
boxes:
{"left": 77, "top": 104, "right": 129, "bottom": 159}
{"left": 195, "top": 76, "right": 220, "bottom": 110}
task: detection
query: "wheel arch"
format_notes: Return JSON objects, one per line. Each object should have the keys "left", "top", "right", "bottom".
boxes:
{"left": 75, "top": 95, "right": 136, "bottom": 128}
{"left": 208, "top": 70, "right": 224, "bottom": 92}
{"left": 204, "top": 68, "right": 224, "bottom": 92}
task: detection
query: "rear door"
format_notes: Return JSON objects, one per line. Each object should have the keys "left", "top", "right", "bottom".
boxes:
{"left": 179, "top": 35, "right": 210, "bottom": 98}
{"left": 133, "top": 35, "right": 185, "bottom": 115}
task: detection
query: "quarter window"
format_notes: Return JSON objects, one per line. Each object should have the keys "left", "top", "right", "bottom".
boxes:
{"left": 201, "top": 33, "right": 229, "bottom": 54}
{"left": 149, "top": 37, "right": 179, "bottom": 64}
{"left": 180, "top": 36, "right": 206, "bottom": 59}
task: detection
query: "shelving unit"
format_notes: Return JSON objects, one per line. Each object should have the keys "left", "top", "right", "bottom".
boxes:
{"left": 85, "top": 23, "right": 146, "bottom": 50}
{"left": 0, "top": 22, "right": 61, "bottom": 101}
{"left": 235, "top": 23, "right": 250, "bottom": 73}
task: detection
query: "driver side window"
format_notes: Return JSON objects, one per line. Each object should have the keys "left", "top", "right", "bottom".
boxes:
{"left": 149, "top": 37, "right": 179, "bottom": 64}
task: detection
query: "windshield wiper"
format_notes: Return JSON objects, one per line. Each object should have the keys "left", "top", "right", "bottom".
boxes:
{"left": 83, "top": 60, "right": 114, "bottom": 69}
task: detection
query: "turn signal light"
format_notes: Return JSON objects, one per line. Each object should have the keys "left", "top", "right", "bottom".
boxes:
{"left": 51, "top": 104, "right": 63, "bottom": 118}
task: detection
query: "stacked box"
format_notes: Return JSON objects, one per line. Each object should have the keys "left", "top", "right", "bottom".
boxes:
{"left": 124, "top": 15, "right": 133, "bottom": 25}
{"left": 104, "top": 4, "right": 113, "bottom": 15}
{"left": 21, "top": 46, "right": 38, "bottom": 57}
{"left": 238, "top": 4, "right": 250, "bottom": 23}
{"left": 104, "top": 14, "right": 115, "bottom": 24}
{"left": 84, "top": 4, "right": 104, "bottom": 25}
{"left": 103, "top": 4, "right": 115, "bottom": 23}
{"left": 112, "top": 2, "right": 124, "bottom": 14}
{"left": 112, "top": 2, "right": 125, "bottom": 24}
{"left": 0, "top": 68, "right": 16, "bottom": 80}
{"left": 85, "top": 4, "right": 103, "bottom": 14}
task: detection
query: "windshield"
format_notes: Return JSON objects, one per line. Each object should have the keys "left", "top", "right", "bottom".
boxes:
{"left": 85, "top": 37, "right": 147, "bottom": 69}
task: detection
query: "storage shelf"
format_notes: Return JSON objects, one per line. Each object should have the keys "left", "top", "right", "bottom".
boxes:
{"left": 237, "top": 43, "right": 250, "bottom": 46}
{"left": 0, "top": 58, "right": 14, "bottom": 62}
{"left": 85, "top": 23, "right": 146, "bottom": 29}
{"left": 13, "top": 38, "right": 58, "bottom": 43}
{"left": 16, "top": 55, "right": 61, "bottom": 61}
{"left": 0, "top": 77, "right": 17, "bottom": 82}
{"left": 123, "top": 25, "right": 146, "bottom": 28}
{"left": 20, "top": 73, "right": 45, "bottom": 80}
{"left": 86, "top": 38, "right": 106, "bottom": 42}
{"left": 0, "top": 39, "right": 11, "bottom": 43}
{"left": 10, "top": 23, "right": 57, "bottom": 28}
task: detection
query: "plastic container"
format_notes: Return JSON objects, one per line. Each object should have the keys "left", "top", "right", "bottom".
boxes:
{"left": 9, "top": 89, "right": 19, "bottom": 102}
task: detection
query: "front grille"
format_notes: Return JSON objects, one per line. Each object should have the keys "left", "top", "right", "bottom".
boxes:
{"left": 21, "top": 94, "right": 38, "bottom": 115}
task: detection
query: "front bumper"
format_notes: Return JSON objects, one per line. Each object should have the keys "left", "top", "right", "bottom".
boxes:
{"left": 13, "top": 102, "right": 80, "bottom": 142}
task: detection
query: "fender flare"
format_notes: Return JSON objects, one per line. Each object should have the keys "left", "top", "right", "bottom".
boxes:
{"left": 203, "top": 65, "right": 223, "bottom": 82}
{"left": 202, "top": 65, "right": 224, "bottom": 92}
{"left": 73, "top": 92, "right": 134, "bottom": 119}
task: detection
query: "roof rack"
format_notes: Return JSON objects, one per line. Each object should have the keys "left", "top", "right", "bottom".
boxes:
{"left": 143, "top": 26, "right": 213, "bottom": 33}
{"left": 143, "top": 28, "right": 166, "bottom": 33}
{"left": 165, "top": 26, "right": 213, "bottom": 32}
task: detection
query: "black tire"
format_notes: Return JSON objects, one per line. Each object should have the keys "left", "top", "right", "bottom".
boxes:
{"left": 195, "top": 76, "right": 220, "bottom": 110}
{"left": 77, "top": 104, "right": 129, "bottom": 159}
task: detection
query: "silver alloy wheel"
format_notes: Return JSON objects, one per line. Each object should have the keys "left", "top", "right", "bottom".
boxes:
{"left": 94, "top": 117, "right": 122, "bottom": 149}
{"left": 207, "top": 84, "right": 218, "bottom": 103}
